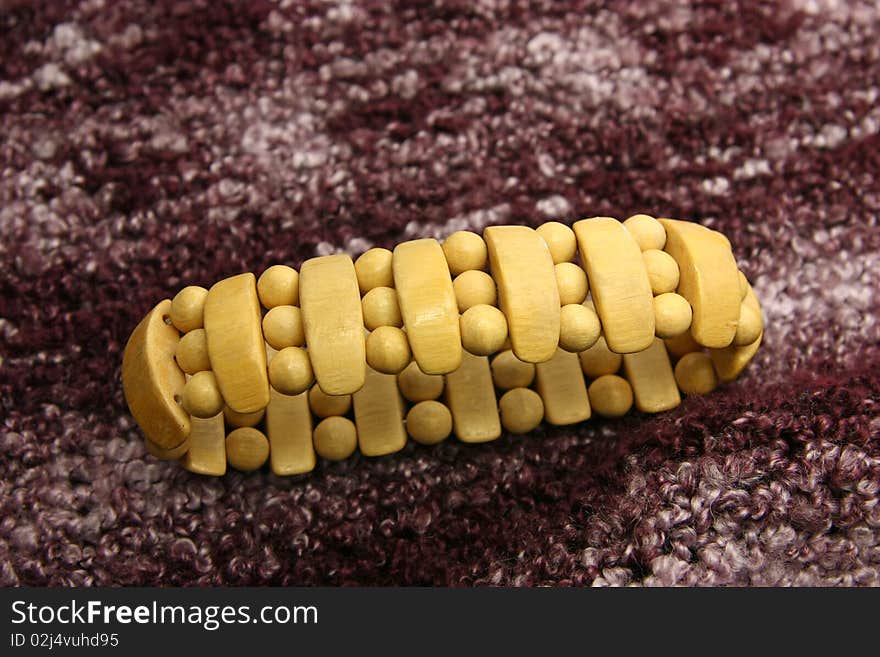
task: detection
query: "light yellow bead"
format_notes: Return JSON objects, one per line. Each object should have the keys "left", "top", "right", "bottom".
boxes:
{"left": 536, "top": 221, "right": 577, "bottom": 264}
{"left": 559, "top": 304, "right": 601, "bottom": 353}
{"left": 460, "top": 304, "right": 508, "bottom": 356}
{"left": 225, "top": 427, "right": 270, "bottom": 472}
{"left": 642, "top": 249, "right": 680, "bottom": 295}
{"left": 623, "top": 214, "right": 666, "bottom": 251}
{"left": 578, "top": 335, "right": 622, "bottom": 378}
{"left": 674, "top": 352, "right": 718, "bottom": 395}
{"left": 257, "top": 265, "right": 299, "bottom": 308}
{"left": 308, "top": 385, "right": 352, "bottom": 418}
{"left": 442, "top": 230, "right": 487, "bottom": 275}
{"left": 397, "top": 361, "right": 444, "bottom": 402}
{"left": 262, "top": 305, "right": 305, "bottom": 350}
{"left": 738, "top": 271, "right": 750, "bottom": 300}
{"left": 733, "top": 302, "right": 762, "bottom": 346}
{"left": 365, "top": 326, "right": 412, "bottom": 374}
{"left": 554, "top": 262, "right": 589, "bottom": 305}
{"left": 175, "top": 328, "right": 210, "bottom": 374}
{"left": 664, "top": 331, "right": 701, "bottom": 359}
{"left": 268, "top": 346, "right": 314, "bottom": 395}
{"left": 588, "top": 374, "right": 634, "bottom": 418}
{"left": 453, "top": 270, "right": 497, "bottom": 312}
{"left": 653, "top": 292, "right": 693, "bottom": 339}
{"left": 354, "top": 248, "right": 393, "bottom": 294}
{"left": 499, "top": 387, "right": 544, "bottom": 434}
{"left": 405, "top": 400, "right": 453, "bottom": 445}
{"left": 223, "top": 405, "right": 265, "bottom": 428}
{"left": 181, "top": 371, "right": 224, "bottom": 418}
{"left": 170, "top": 286, "right": 208, "bottom": 333}
{"left": 313, "top": 416, "right": 357, "bottom": 461}
{"left": 490, "top": 349, "right": 536, "bottom": 389}
{"left": 361, "top": 286, "right": 403, "bottom": 330}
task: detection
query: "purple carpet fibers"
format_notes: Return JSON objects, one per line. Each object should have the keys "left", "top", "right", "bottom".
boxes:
{"left": 1, "top": 1, "right": 879, "bottom": 586}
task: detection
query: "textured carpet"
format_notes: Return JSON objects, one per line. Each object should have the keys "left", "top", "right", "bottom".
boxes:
{"left": 1, "top": 0, "right": 879, "bottom": 586}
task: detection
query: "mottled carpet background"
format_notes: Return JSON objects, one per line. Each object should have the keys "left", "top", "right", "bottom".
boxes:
{"left": 1, "top": 0, "right": 879, "bottom": 586}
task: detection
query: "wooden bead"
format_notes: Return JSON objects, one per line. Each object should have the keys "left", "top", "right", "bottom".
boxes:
{"left": 588, "top": 374, "right": 634, "bottom": 418}
{"left": 499, "top": 387, "right": 544, "bottom": 434}
{"left": 536, "top": 221, "right": 577, "bottom": 264}
{"left": 653, "top": 292, "right": 693, "bottom": 339}
{"left": 175, "top": 328, "right": 210, "bottom": 374}
{"left": 405, "top": 400, "right": 453, "bottom": 445}
{"left": 733, "top": 302, "right": 762, "bottom": 346}
{"left": 559, "top": 303, "right": 601, "bottom": 353}
{"left": 535, "top": 349, "right": 591, "bottom": 425}
{"left": 170, "top": 285, "right": 208, "bottom": 333}
{"left": 361, "top": 286, "right": 403, "bottom": 330}
{"left": 490, "top": 349, "right": 535, "bottom": 389}
{"left": 664, "top": 331, "right": 702, "bottom": 358}
{"left": 308, "top": 385, "right": 352, "bottom": 418}
{"left": 554, "top": 262, "right": 589, "bottom": 305}
{"left": 460, "top": 304, "right": 508, "bottom": 356}
{"left": 266, "top": 388, "right": 315, "bottom": 476}
{"left": 268, "top": 346, "right": 314, "bottom": 395}
{"left": 642, "top": 249, "right": 680, "bottom": 295}
{"left": 578, "top": 335, "right": 622, "bottom": 378}
{"left": 442, "top": 230, "right": 487, "bottom": 275}
{"left": 262, "top": 305, "right": 305, "bottom": 350}
{"left": 674, "top": 351, "right": 718, "bottom": 395}
{"left": 313, "top": 416, "right": 358, "bottom": 461}
{"left": 366, "top": 326, "right": 412, "bottom": 374}
{"left": 453, "top": 270, "right": 497, "bottom": 312}
{"left": 182, "top": 413, "right": 226, "bottom": 476}
{"left": 257, "top": 265, "right": 299, "bottom": 308}
{"left": 353, "top": 366, "right": 408, "bottom": 456}
{"left": 738, "top": 270, "right": 750, "bottom": 300}
{"left": 225, "top": 427, "right": 270, "bottom": 472}
{"left": 397, "top": 361, "right": 444, "bottom": 402}
{"left": 622, "top": 338, "right": 680, "bottom": 413}
{"left": 181, "top": 371, "right": 224, "bottom": 419}
{"left": 623, "top": 214, "right": 666, "bottom": 251}
{"left": 444, "top": 351, "right": 501, "bottom": 443}
{"left": 354, "top": 248, "right": 394, "bottom": 294}
{"left": 223, "top": 405, "right": 265, "bottom": 428}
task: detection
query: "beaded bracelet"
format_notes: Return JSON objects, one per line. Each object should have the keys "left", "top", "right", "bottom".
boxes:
{"left": 122, "top": 215, "right": 763, "bottom": 476}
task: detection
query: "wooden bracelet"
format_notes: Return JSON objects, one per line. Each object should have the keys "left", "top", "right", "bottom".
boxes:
{"left": 122, "top": 215, "right": 763, "bottom": 476}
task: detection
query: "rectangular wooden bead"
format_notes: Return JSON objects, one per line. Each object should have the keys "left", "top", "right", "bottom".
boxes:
{"left": 182, "top": 412, "right": 227, "bottom": 476}
{"left": 299, "top": 254, "right": 366, "bottom": 395}
{"left": 622, "top": 338, "right": 681, "bottom": 413}
{"left": 203, "top": 273, "right": 270, "bottom": 414}
{"left": 444, "top": 350, "right": 501, "bottom": 443}
{"left": 352, "top": 366, "right": 408, "bottom": 457}
{"left": 265, "top": 388, "right": 315, "bottom": 476}
{"left": 710, "top": 284, "right": 763, "bottom": 382}
{"left": 392, "top": 238, "right": 462, "bottom": 374}
{"left": 535, "top": 348, "right": 591, "bottom": 425}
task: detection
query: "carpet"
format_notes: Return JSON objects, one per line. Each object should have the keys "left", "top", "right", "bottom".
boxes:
{"left": 1, "top": 0, "right": 878, "bottom": 586}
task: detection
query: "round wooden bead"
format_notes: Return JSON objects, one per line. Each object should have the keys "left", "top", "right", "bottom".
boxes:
{"left": 361, "top": 286, "right": 403, "bottom": 330}
{"left": 642, "top": 249, "right": 680, "bottom": 295}
{"left": 460, "top": 304, "right": 508, "bottom": 356}
{"left": 225, "top": 427, "right": 270, "bottom": 472}
{"left": 733, "top": 302, "right": 762, "bottom": 346}
{"left": 175, "top": 328, "right": 210, "bottom": 374}
{"left": 674, "top": 352, "right": 718, "bottom": 395}
{"left": 223, "top": 405, "right": 265, "bottom": 428}
{"left": 308, "top": 385, "right": 352, "bottom": 418}
{"left": 588, "top": 375, "right": 634, "bottom": 418}
{"left": 623, "top": 214, "right": 666, "bottom": 251}
{"left": 490, "top": 349, "right": 536, "bottom": 389}
{"left": 366, "top": 326, "right": 412, "bottom": 374}
{"left": 257, "top": 265, "right": 299, "bottom": 308}
{"left": 170, "top": 286, "right": 208, "bottom": 333}
{"left": 499, "top": 387, "right": 544, "bottom": 434}
{"left": 554, "top": 262, "right": 589, "bottom": 305}
{"left": 653, "top": 292, "right": 693, "bottom": 339}
{"left": 453, "top": 270, "right": 497, "bottom": 312}
{"left": 578, "top": 335, "right": 622, "bottom": 377}
{"left": 405, "top": 400, "right": 453, "bottom": 445}
{"left": 354, "top": 248, "right": 394, "bottom": 294}
{"left": 664, "top": 331, "right": 701, "bottom": 359}
{"left": 738, "top": 271, "right": 750, "bottom": 299}
{"left": 262, "top": 305, "right": 305, "bottom": 350}
{"left": 536, "top": 221, "right": 577, "bottom": 264}
{"left": 442, "top": 230, "right": 487, "bottom": 275}
{"left": 181, "top": 371, "right": 224, "bottom": 418}
{"left": 559, "top": 303, "right": 601, "bottom": 352}
{"left": 268, "top": 346, "right": 314, "bottom": 395}
{"left": 397, "top": 361, "right": 444, "bottom": 402}
{"left": 313, "top": 416, "right": 358, "bottom": 461}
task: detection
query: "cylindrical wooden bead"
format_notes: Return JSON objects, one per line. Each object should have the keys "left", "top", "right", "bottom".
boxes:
{"left": 499, "top": 387, "right": 544, "bottom": 433}
{"left": 170, "top": 286, "right": 208, "bottom": 333}
{"left": 397, "top": 361, "right": 444, "bottom": 402}
{"left": 405, "top": 400, "right": 453, "bottom": 445}
{"left": 490, "top": 349, "right": 536, "bottom": 389}
{"left": 175, "top": 328, "right": 211, "bottom": 374}
{"left": 653, "top": 292, "right": 693, "bottom": 339}
{"left": 588, "top": 374, "right": 634, "bottom": 418}
{"left": 559, "top": 303, "right": 601, "bottom": 353}
{"left": 257, "top": 265, "right": 299, "bottom": 308}
{"left": 365, "top": 326, "right": 412, "bottom": 374}
{"left": 442, "top": 230, "right": 487, "bottom": 275}
{"left": 226, "top": 427, "right": 270, "bottom": 472}
{"left": 578, "top": 336, "right": 622, "bottom": 378}
{"left": 354, "top": 248, "right": 394, "bottom": 294}
{"left": 313, "top": 416, "right": 358, "bottom": 460}
{"left": 453, "top": 270, "right": 497, "bottom": 312}
{"left": 362, "top": 286, "right": 403, "bottom": 330}
{"left": 308, "top": 385, "right": 352, "bottom": 418}
{"left": 460, "top": 304, "right": 508, "bottom": 356}
{"left": 181, "top": 371, "right": 224, "bottom": 418}
{"left": 268, "top": 346, "right": 314, "bottom": 395}
{"left": 623, "top": 214, "right": 666, "bottom": 251}
{"left": 674, "top": 352, "right": 719, "bottom": 394}
{"left": 536, "top": 221, "right": 577, "bottom": 264}
{"left": 554, "top": 262, "right": 589, "bottom": 305}
{"left": 642, "top": 249, "right": 680, "bottom": 295}
{"left": 262, "top": 305, "right": 305, "bottom": 350}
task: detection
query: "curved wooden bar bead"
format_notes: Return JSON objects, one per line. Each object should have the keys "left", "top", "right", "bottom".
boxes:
{"left": 709, "top": 282, "right": 763, "bottom": 382}
{"left": 534, "top": 348, "right": 591, "bottom": 425}
{"left": 265, "top": 388, "right": 316, "bottom": 476}
{"left": 353, "top": 366, "right": 408, "bottom": 456}
{"left": 444, "top": 350, "right": 501, "bottom": 443}
{"left": 182, "top": 413, "right": 227, "bottom": 476}
{"left": 299, "top": 254, "right": 366, "bottom": 395}
{"left": 622, "top": 337, "right": 681, "bottom": 413}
